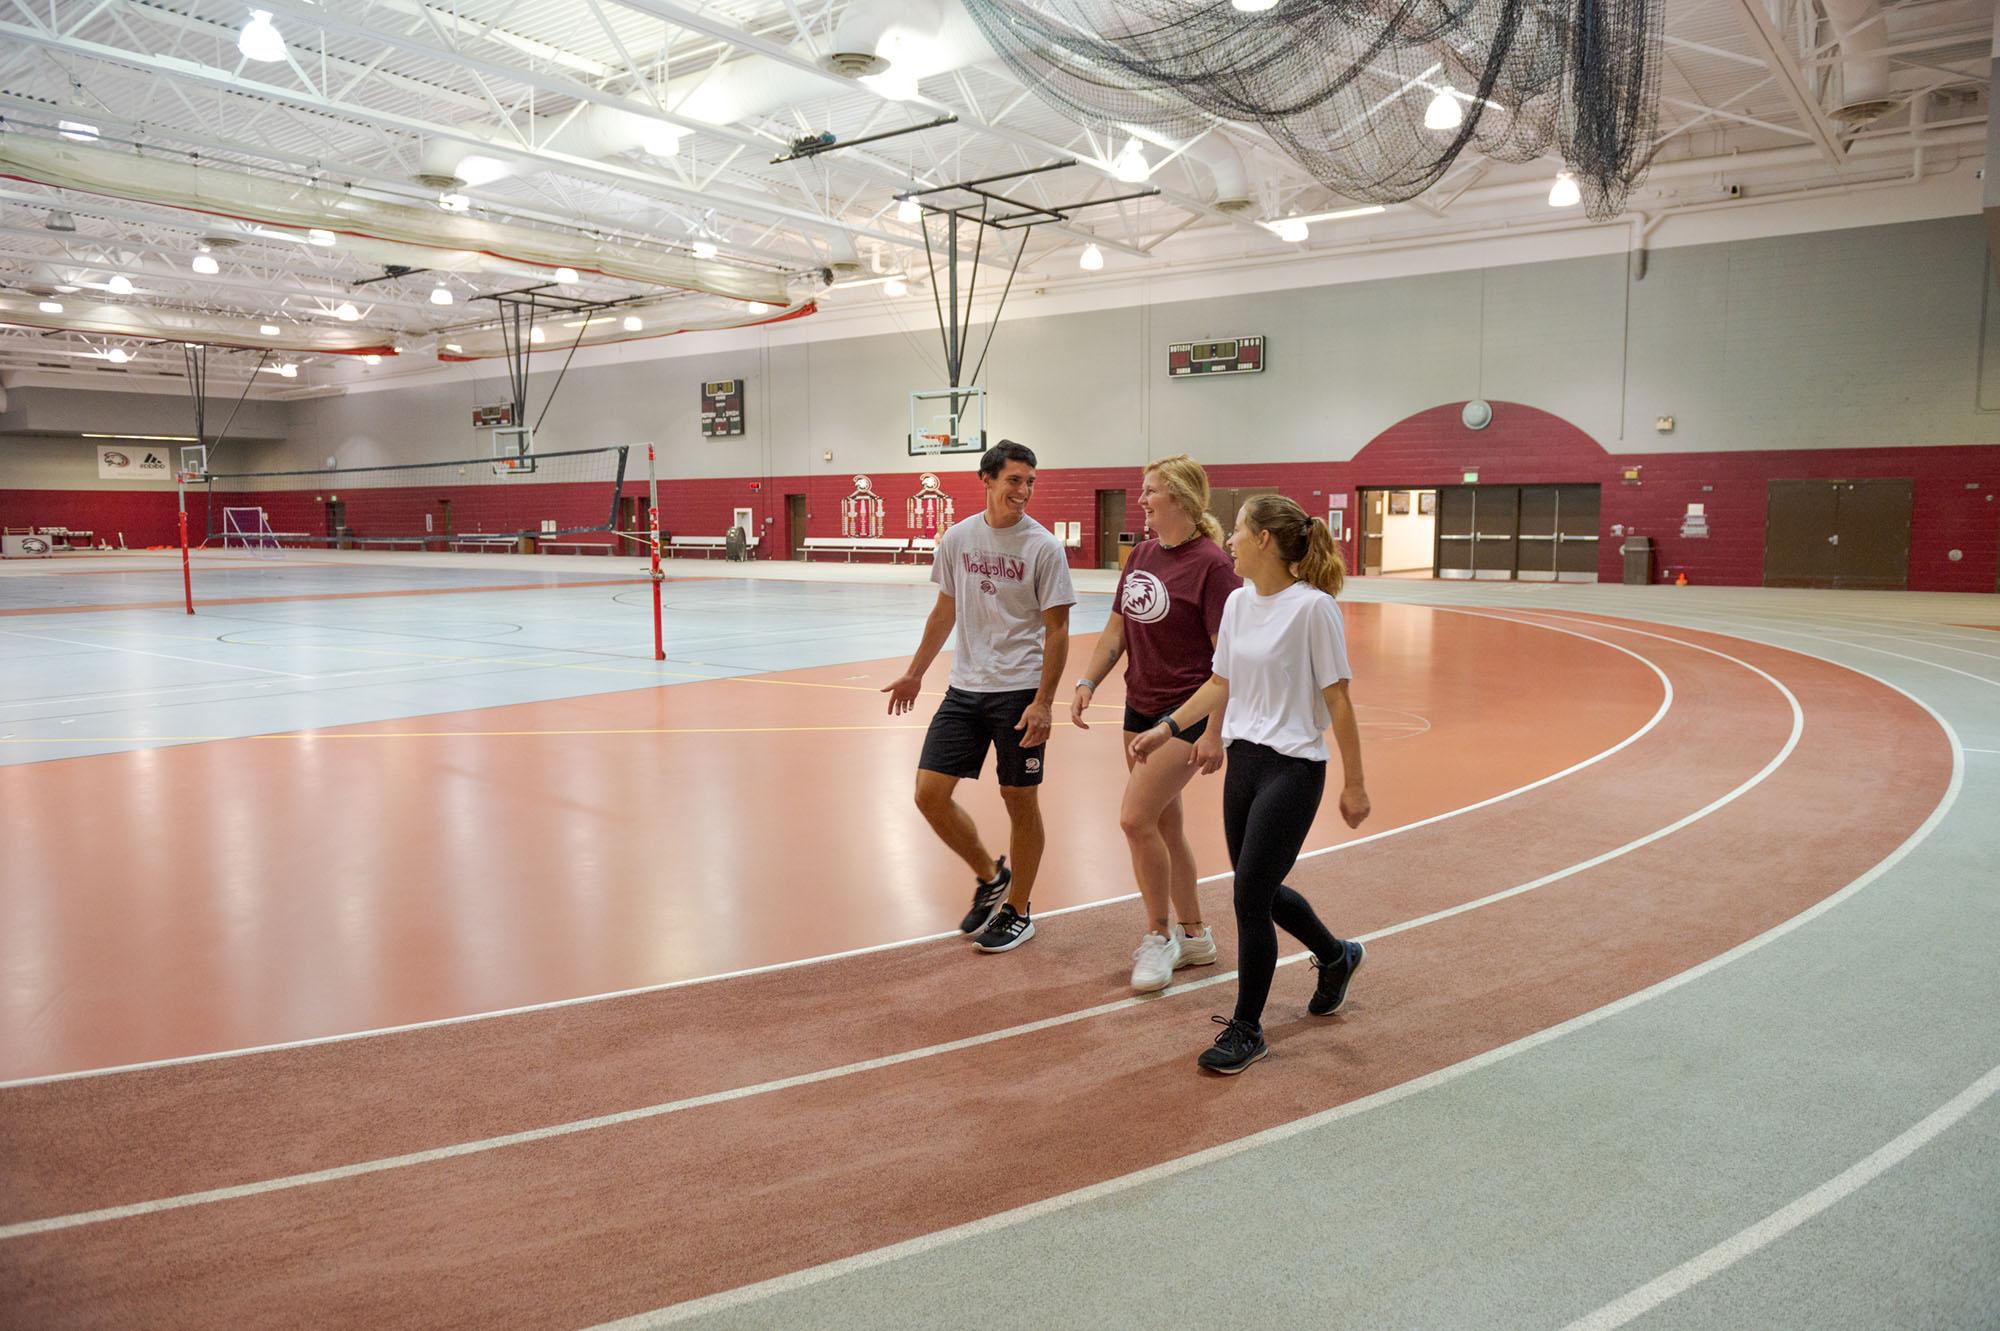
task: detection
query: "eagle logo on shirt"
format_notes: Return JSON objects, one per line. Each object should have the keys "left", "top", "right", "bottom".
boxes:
{"left": 1121, "top": 570, "right": 1170, "bottom": 624}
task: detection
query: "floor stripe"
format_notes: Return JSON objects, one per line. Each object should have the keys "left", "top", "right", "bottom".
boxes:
{"left": 0, "top": 610, "right": 1675, "bottom": 1089}
{"left": 1559, "top": 1061, "right": 2000, "bottom": 1331}
{"left": 0, "top": 624, "right": 1802, "bottom": 1237}
{"left": 0, "top": 577, "right": 644, "bottom": 618}
{"left": 593, "top": 685, "right": 1960, "bottom": 1328}
{"left": 0, "top": 626, "right": 313, "bottom": 679}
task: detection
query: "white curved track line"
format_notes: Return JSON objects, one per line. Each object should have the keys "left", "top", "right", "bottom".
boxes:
{"left": 0, "top": 611, "right": 1675, "bottom": 1091}
{"left": 0, "top": 624, "right": 1805, "bottom": 1241}
{"left": 1693, "top": 615, "right": 2000, "bottom": 690}
{"left": 599, "top": 677, "right": 1962, "bottom": 1331}
{"left": 1560, "top": 1064, "right": 2000, "bottom": 1331}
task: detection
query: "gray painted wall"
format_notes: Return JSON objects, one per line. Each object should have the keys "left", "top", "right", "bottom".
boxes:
{"left": 60, "top": 215, "right": 2000, "bottom": 489}
{"left": 0, "top": 386, "right": 293, "bottom": 491}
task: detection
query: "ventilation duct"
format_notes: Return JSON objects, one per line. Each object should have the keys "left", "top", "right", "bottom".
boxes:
{"left": 1822, "top": 0, "right": 1895, "bottom": 126}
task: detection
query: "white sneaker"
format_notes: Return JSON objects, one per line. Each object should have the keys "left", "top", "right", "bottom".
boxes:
{"left": 1130, "top": 931, "right": 1180, "bottom": 992}
{"left": 1175, "top": 925, "right": 1218, "bottom": 968}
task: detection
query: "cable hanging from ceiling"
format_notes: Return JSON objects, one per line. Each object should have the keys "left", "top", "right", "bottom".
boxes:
{"left": 955, "top": 0, "right": 1662, "bottom": 220}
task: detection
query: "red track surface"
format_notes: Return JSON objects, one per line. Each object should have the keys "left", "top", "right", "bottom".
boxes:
{"left": 0, "top": 609, "right": 1949, "bottom": 1328}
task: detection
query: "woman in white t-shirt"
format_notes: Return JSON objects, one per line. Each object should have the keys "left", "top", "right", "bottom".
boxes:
{"left": 1130, "top": 494, "right": 1371, "bottom": 1075}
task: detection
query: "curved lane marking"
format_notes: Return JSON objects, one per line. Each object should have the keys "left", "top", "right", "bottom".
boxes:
{"left": 0, "top": 609, "right": 1673, "bottom": 1090}
{"left": 1, "top": 621, "right": 1808, "bottom": 1239}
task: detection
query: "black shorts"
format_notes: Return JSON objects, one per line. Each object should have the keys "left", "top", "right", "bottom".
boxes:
{"left": 919, "top": 687, "right": 1047, "bottom": 786}
{"left": 1123, "top": 701, "right": 1209, "bottom": 745}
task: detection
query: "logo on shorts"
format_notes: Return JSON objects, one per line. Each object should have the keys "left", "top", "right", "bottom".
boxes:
{"left": 1121, "top": 570, "right": 1170, "bottom": 624}
{"left": 1024, "top": 757, "right": 1041, "bottom": 772}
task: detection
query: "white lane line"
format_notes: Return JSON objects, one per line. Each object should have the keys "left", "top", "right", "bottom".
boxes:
{"left": 0, "top": 627, "right": 313, "bottom": 680}
{"left": 1560, "top": 1060, "right": 2000, "bottom": 1331}
{"left": 0, "top": 610, "right": 1674, "bottom": 1090}
{"left": 1693, "top": 615, "right": 2000, "bottom": 690}
{"left": 596, "top": 684, "right": 1962, "bottom": 1330}
{"left": 1965, "top": 747, "right": 2000, "bottom": 755}
{"left": 0, "top": 625, "right": 1808, "bottom": 1239}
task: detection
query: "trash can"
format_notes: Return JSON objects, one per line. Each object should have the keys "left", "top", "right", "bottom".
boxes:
{"left": 1116, "top": 531, "right": 1138, "bottom": 570}
{"left": 1620, "top": 535, "right": 1653, "bottom": 585}
{"left": 725, "top": 526, "right": 748, "bottom": 562}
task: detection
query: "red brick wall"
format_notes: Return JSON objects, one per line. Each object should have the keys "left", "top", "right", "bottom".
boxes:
{"left": 0, "top": 489, "right": 182, "bottom": 548}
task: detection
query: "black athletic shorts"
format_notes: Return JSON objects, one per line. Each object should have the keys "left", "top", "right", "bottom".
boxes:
{"left": 1123, "top": 700, "right": 1209, "bottom": 744}
{"left": 919, "top": 686, "right": 1046, "bottom": 786}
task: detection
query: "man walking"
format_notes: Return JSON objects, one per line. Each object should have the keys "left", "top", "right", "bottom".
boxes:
{"left": 884, "top": 440, "right": 1075, "bottom": 951}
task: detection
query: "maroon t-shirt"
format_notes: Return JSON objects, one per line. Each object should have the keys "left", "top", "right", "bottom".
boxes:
{"left": 1114, "top": 536, "right": 1241, "bottom": 714}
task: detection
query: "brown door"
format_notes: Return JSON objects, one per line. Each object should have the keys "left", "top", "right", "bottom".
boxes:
{"left": 1472, "top": 485, "right": 1520, "bottom": 579}
{"left": 1096, "top": 489, "right": 1126, "bottom": 568}
{"left": 1361, "top": 490, "right": 1386, "bottom": 575}
{"left": 1437, "top": 486, "right": 1475, "bottom": 579}
{"left": 1517, "top": 486, "right": 1559, "bottom": 581}
{"left": 786, "top": 494, "right": 807, "bottom": 560}
{"left": 1832, "top": 480, "right": 1912, "bottom": 589}
{"left": 1555, "top": 485, "right": 1601, "bottom": 581}
{"left": 618, "top": 496, "right": 638, "bottom": 533}
{"left": 1206, "top": 487, "right": 1234, "bottom": 536}
{"left": 326, "top": 499, "right": 348, "bottom": 548}
{"left": 1764, "top": 481, "right": 1844, "bottom": 587}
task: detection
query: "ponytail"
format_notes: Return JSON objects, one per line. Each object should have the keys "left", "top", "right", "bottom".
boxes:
{"left": 1241, "top": 494, "right": 1346, "bottom": 597}
{"left": 1195, "top": 511, "right": 1225, "bottom": 544}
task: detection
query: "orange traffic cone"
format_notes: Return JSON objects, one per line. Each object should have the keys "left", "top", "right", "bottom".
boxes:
{"left": 1674, "top": 571, "right": 1688, "bottom": 586}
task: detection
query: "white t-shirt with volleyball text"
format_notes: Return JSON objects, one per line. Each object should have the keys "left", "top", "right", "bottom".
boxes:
{"left": 932, "top": 512, "right": 1076, "bottom": 692}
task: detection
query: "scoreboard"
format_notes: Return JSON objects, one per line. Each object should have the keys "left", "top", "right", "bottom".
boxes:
{"left": 701, "top": 379, "right": 745, "bottom": 437}
{"left": 1168, "top": 335, "right": 1264, "bottom": 378}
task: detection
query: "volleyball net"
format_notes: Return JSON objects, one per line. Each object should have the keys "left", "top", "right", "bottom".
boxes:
{"left": 193, "top": 445, "right": 631, "bottom": 552}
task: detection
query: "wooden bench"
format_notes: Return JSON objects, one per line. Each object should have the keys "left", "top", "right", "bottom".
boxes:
{"left": 802, "top": 536, "right": 910, "bottom": 562}
{"left": 906, "top": 537, "right": 938, "bottom": 564}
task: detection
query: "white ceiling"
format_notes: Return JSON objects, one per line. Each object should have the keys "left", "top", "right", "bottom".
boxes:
{"left": 0, "top": 0, "right": 1990, "bottom": 395}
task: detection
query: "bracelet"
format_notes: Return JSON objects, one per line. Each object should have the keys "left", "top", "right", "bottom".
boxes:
{"left": 1076, "top": 677, "right": 1097, "bottom": 691}
{"left": 1163, "top": 715, "right": 1184, "bottom": 739}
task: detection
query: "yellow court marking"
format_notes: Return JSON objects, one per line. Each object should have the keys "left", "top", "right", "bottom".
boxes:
{"left": 0, "top": 723, "right": 929, "bottom": 744}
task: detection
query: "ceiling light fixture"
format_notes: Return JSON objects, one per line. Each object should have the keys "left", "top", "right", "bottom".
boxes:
{"left": 1111, "top": 139, "right": 1151, "bottom": 183}
{"left": 273, "top": 362, "right": 298, "bottom": 378}
{"left": 58, "top": 120, "right": 99, "bottom": 142}
{"left": 1423, "top": 88, "right": 1464, "bottom": 131}
{"left": 746, "top": 301, "right": 771, "bottom": 315}
{"left": 238, "top": 9, "right": 288, "bottom": 63}
{"left": 38, "top": 300, "right": 63, "bottom": 314}
{"left": 454, "top": 155, "right": 510, "bottom": 187}
{"left": 107, "top": 273, "right": 134, "bottom": 296}
{"left": 260, "top": 323, "right": 280, "bottom": 336}
{"left": 1548, "top": 170, "right": 1581, "bottom": 207}
{"left": 363, "top": 354, "right": 381, "bottom": 365}
{"left": 692, "top": 241, "right": 718, "bottom": 260}
{"left": 444, "top": 343, "right": 464, "bottom": 354}
{"left": 1079, "top": 243, "right": 1104, "bottom": 271}
{"left": 529, "top": 325, "right": 545, "bottom": 343}
{"left": 45, "top": 209, "right": 76, "bottom": 232}
{"left": 622, "top": 315, "right": 643, "bottom": 332}
{"left": 1272, "top": 218, "right": 1309, "bottom": 243}
{"left": 334, "top": 302, "right": 360, "bottom": 321}
{"left": 553, "top": 267, "right": 580, "bottom": 284}
{"left": 430, "top": 284, "right": 453, "bottom": 306}
{"left": 437, "top": 192, "right": 470, "bottom": 212}
{"left": 896, "top": 196, "right": 922, "bottom": 224}
{"left": 307, "top": 228, "right": 336, "bottom": 247}
{"left": 107, "top": 348, "right": 130, "bottom": 363}
{"left": 1231, "top": 0, "right": 1279, "bottom": 10}
{"left": 191, "top": 253, "right": 220, "bottom": 274}
{"left": 883, "top": 276, "right": 908, "bottom": 297}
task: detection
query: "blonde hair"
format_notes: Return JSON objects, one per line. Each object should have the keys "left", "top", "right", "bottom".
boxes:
{"left": 1241, "top": 493, "right": 1345, "bottom": 597}
{"left": 1144, "top": 454, "right": 1226, "bottom": 545}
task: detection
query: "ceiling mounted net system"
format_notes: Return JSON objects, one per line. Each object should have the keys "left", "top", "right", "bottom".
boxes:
{"left": 957, "top": 0, "right": 1661, "bottom": 220}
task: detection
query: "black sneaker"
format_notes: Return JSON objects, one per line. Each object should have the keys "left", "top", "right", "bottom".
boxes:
{"left": 1196, "top": 1016, "right": 1268, "bottom": 1074}
{"left": 970, "top": 903, "right": 1035, "bottom": 953}
{"left": 959, "top": 857, "right": 1009, "bottom": 935}
{"left": 1308, "top": 939, "right": 1365, "bottom": 1016}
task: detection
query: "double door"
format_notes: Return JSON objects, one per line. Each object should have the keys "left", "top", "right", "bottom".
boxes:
{"left": 1763, "top": 479, "right": 1911, "bottom": 589}
{"left": 1437, "top": 484, "right": 1600, "bottom": 581}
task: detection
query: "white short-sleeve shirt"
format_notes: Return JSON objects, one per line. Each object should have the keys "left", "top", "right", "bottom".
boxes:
{"left": 1211, "top": 580, "right": 1352, "bottom": 761}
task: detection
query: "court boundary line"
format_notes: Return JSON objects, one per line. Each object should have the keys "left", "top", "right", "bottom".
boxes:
{"left": 0, "top": 619, "right": 1820, "bottom": 1237}
{"left": 0, "top": 608, "right": 1674, "bottom": 1090}
{"left": 592, "top": 664, "right": 1961, "bottom": 1331}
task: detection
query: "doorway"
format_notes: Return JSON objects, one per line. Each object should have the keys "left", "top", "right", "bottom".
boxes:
{"left": 1435, "top": 484, "right": 1599, "bottom": 581}
{"left": 1356, "top": 488, "right": 1439, "bottom": 576}
{"left": 1205, "top": 487, "right": 1279, "bottom": 540}
{"left": 326, "top": 498, "right": 349, "bottom": 549}
{"left": 1516, "top": 485, "right": 1602, "bottom": 582}
{"left": 786, "top": 494, "right": 807, "bottom": 560}
{"left": 1764, "top": 479, "right": 1912, "bottom": 589}
{"left": 1096, "top": 489, "right": 1127, "bottom": 568}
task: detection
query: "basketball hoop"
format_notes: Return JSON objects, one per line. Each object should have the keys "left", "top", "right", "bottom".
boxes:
{"left": 908, "top": 386, "right": 986, "bottom": 457}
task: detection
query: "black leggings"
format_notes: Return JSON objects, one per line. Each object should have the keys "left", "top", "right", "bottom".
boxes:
{"left": 1224, "top": 740, "right": 1344, "bottom": 1027}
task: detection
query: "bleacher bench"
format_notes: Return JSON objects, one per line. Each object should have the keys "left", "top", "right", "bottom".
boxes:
{"left": 449, "top": 535, "right": 524, "bottom": 552}
{"left": 539, "top": 538, "right": 617, "bottom": 555}
{"left": 801, "top": 536, "right": 910, "bottom": 562}
{"left": 667, "top": 534, "right": 761, "bottom": 559}
{"left": 907, "top": 538, "right": 938, "bottom": 564}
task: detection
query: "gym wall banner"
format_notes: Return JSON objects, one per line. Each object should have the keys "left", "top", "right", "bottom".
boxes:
{"left": 97, "top": 445, "right": 173, "bottom": 481}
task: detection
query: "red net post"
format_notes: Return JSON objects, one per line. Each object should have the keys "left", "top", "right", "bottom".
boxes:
{"left": 648, "top": 445, "right": 663, "bottom": 662}
{"left": 178, "top": 502, "right": 193, "bottom": 616}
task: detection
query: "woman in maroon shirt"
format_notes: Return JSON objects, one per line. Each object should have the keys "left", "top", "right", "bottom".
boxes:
{"left": 1070, "top": 455, "right": 1241, "bottom": 991}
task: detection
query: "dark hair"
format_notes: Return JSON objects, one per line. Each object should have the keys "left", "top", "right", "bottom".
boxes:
{"left": 1241, "top": 494, "right": 1345, "bottom": 596}
{"left": 979, "top": 439, "right": 1037, "bottom": 478}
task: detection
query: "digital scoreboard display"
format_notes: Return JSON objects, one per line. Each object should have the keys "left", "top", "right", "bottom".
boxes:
{"left": 472, "top": 403, "right": 517, "bottom": 428}
{"left": 701, "top": 379, "right": 745, "bottom": 437}
{"left": 1167, "top": 335, "right": 1265, "bottom": 377}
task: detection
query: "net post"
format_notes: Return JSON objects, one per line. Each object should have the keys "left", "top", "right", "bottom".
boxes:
{"left": 648, "top": 443, "right": 664, "bottom": 662}
{"left": 177, "top": 479, "right": 193, "bottom": 616}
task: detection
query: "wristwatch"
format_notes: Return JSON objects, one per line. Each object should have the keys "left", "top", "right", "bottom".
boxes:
{"left": 1075, "top": 677, "right": 1096, "bottom": 691}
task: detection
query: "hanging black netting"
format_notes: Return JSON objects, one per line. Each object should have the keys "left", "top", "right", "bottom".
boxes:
{"left": 958, "top": 0, "right": 1660, "bottom": 220}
